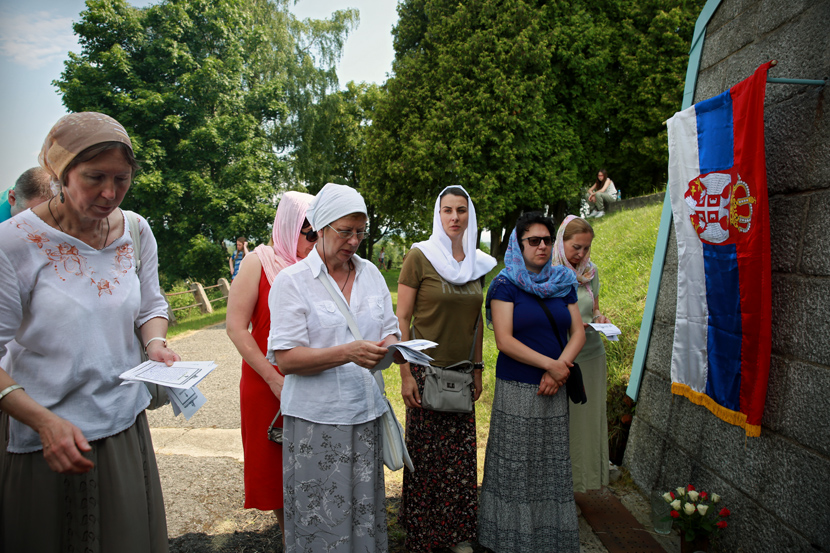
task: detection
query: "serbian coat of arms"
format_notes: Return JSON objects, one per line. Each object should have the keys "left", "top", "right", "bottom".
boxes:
{"left": 683, "top": 167, "right": 756, "bottom": 245}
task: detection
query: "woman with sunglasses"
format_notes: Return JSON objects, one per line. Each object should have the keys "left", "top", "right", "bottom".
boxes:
{"left": 396, "top": 186, "right": 496, "bottom": 553}
{"left": 553, "top": 216, "right": 612, "bottom": 495}
{"left": 479, "top": 212, "right": 585, "bottom": 553}
{"left": 226, "top": 191, "right": 315, "bottom": 545}
{"left": 267, "top": 183, "right": 401, "bottom": 552}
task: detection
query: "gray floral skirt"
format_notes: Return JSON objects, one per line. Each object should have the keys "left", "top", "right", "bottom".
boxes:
{"left": 478, "top": 378, "right": 579, "bottom": 553}
{"left": 283, "top": 415, "right": 387, "bottom": 553}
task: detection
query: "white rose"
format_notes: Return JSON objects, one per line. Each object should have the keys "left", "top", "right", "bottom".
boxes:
{"left": 711, "top": 493, "right": 721, "bottom": 503}
{"left": 676, "top": 487, "right": 686, "bottom": 497}
{"left": 663, "top": 492, "right": 673, "bottom": 503}
{"left": 684, "top": 503, "right": 696, "bottom": 515}
{"left": 671, "top": 499, "right": 682, "bottom": 510}
{"left": 688, "top": 491, "right": 699, "bottom": 502}
{"left": 697, "top": 504, "right": 709, "bottom": 516}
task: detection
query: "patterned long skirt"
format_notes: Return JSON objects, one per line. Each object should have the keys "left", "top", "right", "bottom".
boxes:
{"left": 400, "top": 364, "right": 478, "bottom": 553}
{"left": 283, "top": 415, "right": 387, "bottom": 553}
{"left": 478, "top": 378, "right": 579, "bottom": 553}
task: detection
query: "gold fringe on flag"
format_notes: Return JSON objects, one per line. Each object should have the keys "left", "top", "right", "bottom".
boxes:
{"left": 671, "top": 382, "right": 762, "bottom": 437}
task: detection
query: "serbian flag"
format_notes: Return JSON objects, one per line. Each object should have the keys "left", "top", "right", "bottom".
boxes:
{"left": 667, "top": 62, "right": 772, "bottom": 437}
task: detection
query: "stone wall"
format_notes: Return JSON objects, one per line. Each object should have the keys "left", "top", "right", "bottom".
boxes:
{"left": 623, "top": 0, "right": 830, "bottom": 551}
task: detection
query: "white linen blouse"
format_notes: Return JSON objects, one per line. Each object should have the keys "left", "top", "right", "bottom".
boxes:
{"left": 0, "top": 209, "right": 169, "bottom": 453}
{"left": 267, "top": 248, "right": 400, "bottom": 425}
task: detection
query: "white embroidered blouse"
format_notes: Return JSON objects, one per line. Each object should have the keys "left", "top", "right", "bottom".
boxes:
{"left": 0, "top": 209, "right": 168, "bottom": 453}
{"left": 267, "top": 248, "right": 400, "bottom": 425}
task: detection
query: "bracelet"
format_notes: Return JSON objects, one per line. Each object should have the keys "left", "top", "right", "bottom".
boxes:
{"left": 144, "top": 337, "right": 167, "bottom": 355}
{"left": 473, "top": 362, "right": 484, "bottom": 371}
{"left": 0, "top": 384, "right": 24, "bottom": 403}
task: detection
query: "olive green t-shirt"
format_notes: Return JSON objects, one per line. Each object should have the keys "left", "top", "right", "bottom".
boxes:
{"left": 398, "top": 248, "right": 483, "bottom": 367}
{"left": 575, "top": 271, "right": 606, "bottom": 361}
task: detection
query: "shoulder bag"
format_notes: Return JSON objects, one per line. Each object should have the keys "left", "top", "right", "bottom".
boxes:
{"left": 126, "top": 211, "right": 170, "bottom": 410}
{"left": 417, "top": 314, "right": 479, "bottom": 414}
{"left": 315, "top": 270, "right": 414, "bottom": 472}
{"left": 533, "top": 296, "right": 587, "bottom": 405}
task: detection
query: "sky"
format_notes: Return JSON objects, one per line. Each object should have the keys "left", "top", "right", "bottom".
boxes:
{"left": 0, "top": 0, "right": 398, "bottom": 193}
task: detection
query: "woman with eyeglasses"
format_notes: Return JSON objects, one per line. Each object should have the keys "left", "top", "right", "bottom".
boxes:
{"left": 267, "top": 183, "right": 401, "bottom": 553}
{"left": 226, "top": 191, "right": 314, "bottom": 546}
{"left": 479, "top": 211, "right": 585, "bottom": 553}
{"left": 552, "top": 216, "right": 612, "bottom": 495}
{"left": 396, "top": 186, "right": 496, "bottom": 553}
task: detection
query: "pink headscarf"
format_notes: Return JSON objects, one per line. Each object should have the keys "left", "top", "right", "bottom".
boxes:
{"left": 253, "top": 191, "right": 314, "bottom": 284}
{"left": 552, "top": 215, "right": 597, "bottom": 302}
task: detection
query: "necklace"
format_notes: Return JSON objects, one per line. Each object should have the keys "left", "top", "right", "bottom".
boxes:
{"left": 48, "top": 197, "right": 111, "bottom": 249}
{"left": 340, "top": 260, "right": 353, "bottom": 293}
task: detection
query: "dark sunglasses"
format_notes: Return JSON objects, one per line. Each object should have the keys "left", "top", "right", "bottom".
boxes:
{"left": 521, "top": 236, "right": 552, "bottom": 247}
{"left": 300, "top": 228, "right": 318, "bottom": 242}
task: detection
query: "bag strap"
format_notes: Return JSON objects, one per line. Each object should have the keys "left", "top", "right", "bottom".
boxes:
{"left": 269, "top": 408, "right": 282, "bottom": 430}
{"left": 125, "top": 210, "right": 142, "bottom": 274}
{"left": 533, "top": 296, "right": 568, "bottom": 352}
{"left": 315, "top": 269, "right": 387, "bottom": 396}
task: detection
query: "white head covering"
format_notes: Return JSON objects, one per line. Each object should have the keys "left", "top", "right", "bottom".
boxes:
{"left": 412, "top": 185, "right": 497, "bottom": 285}
{"left": 307, "top": 182, "right": 367, "bottom": 231}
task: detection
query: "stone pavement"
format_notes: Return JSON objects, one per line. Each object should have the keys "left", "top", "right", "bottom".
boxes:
{"left": 150, "top": 323, "right": 677, "bottom": 552}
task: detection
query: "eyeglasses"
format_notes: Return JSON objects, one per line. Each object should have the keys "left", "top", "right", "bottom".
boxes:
{"left": 300, "top": 228, "right": 318, "bottom": 242}
{"left": 521, "top": 236, "right": 552, "bottom": 247}
{"left": 326, "top": 225, "right": 367, "bottom": 241}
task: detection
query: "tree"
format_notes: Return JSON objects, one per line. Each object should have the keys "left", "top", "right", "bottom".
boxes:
{"left": 365, "top": 0, "right": 613, "bottom": 256}
{"left": 292, "top": 81, "right": 406, "bottom": 261}
{"left": 56, "top": 0, "right": 356, "bottom": 283}
{"left": 366, "top": 0, "right": 703, "bottom": 256}
{"left": 599, "top": 0, "right": 705, "bottom": 195}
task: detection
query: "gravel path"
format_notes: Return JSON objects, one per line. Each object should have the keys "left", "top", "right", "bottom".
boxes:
{"left": 151, "top": 323, "right": 671, "bottom": 553}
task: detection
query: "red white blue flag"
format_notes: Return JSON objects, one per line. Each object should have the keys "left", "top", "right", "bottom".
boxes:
{"left": 667, "top": 62, "right": 772, "bottom": 437}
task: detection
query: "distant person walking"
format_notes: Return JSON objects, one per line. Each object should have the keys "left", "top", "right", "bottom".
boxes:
{"left": 229, "top": 237, "right": 248, "bottom": 280}
{"left": 586, "top": 169, "right": 617, "bottom": 218}
{"left": 378, "top": 246, "right": 386, "bottom": 271}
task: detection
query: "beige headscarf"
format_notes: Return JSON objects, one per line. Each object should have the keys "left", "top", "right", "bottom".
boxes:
{"left": 39, "top": 112, "right": 133, "bottom": 185}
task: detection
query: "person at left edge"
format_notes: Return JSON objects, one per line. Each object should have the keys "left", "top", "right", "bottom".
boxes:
{"left": 0, "top": 111, "right": 179, "bottom": 552}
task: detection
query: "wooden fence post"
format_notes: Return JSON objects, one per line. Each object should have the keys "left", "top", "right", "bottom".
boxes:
{"left": 190, "top": 282, "right": 213, "bottom": 314}
{"left": 217, "top": 278, "right": 231, "bottom": 299}
{"left": 164, "top": 295, "right": 177, "bottom": 326}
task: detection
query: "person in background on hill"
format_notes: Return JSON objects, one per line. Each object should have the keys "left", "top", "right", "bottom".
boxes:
{"left": 479, "top": 211, "right": 584, "bottom": 553}
{"left": 268, "top": 182, "right": 402, "bottom": 553}
{"left": 396, "top": 185, "right": 496, "bottom": 553}
{"left": 553, "top": 216, "right": 612, "bottom": 496}
{"left": 378, "top": 246, "right": 386, "bottom": 271}
{"left": 0, "top": 167, "right": 53, "bottom": 223}
{"left": 586, "top": 169, "right": 617, "bottom": 218}
{"left": 229, "top": 236, "right": 248, "bottom": 280}
{"left": 226, "top": 191, "right": 315, "bottom": 548}
{"left": 0, "top": 111, "right": 179, "bottom": 552}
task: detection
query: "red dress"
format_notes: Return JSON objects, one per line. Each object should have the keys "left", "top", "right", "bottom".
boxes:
{"left": 239, "top": 268, "right": 284, "bottom": 510}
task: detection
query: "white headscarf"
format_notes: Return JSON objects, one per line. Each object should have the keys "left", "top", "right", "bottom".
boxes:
{"left": 412, "top": 185, "right": 497, "bottom": 285}
{"left": 307, "top": 182, "right": 367, "bottom": 231}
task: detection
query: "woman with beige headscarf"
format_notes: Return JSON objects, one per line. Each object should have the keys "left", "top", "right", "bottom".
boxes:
{"left": 0, "top": 112, "right": 178, "bottom": 552}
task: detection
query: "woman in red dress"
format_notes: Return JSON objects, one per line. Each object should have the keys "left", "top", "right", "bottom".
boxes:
{"left": 226, "top": 191, "right": 315, "bottom": 542}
